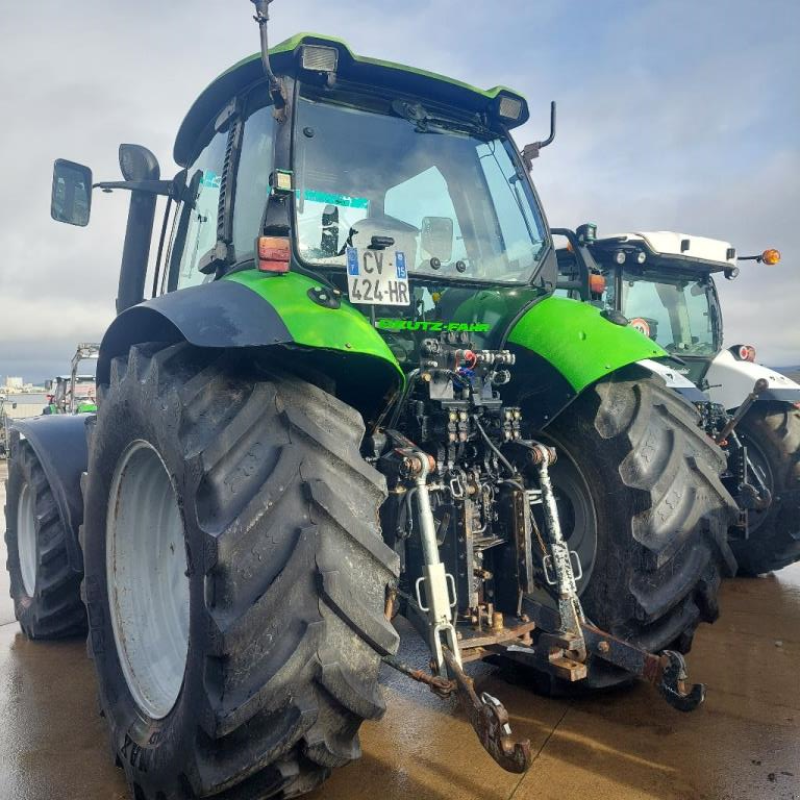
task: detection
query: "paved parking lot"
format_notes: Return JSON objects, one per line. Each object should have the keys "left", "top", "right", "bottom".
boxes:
{"left": 1, "top": 460, "right": 798, "bottom": 800}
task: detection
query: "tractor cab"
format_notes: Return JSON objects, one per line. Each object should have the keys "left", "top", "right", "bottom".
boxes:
{"left": 588, "top": 231, "right": 730, "bottom": 385}
{"left": 43, "top": 344, "right": 100, "bottom": 414}
{"left": 44, "top": 374, "right": 97, "bottom": 414}
{"left": 554, "top": 227, "right": 781, "bottom": 387}
{"left": 50, "top": 33, "right": 560, "bottom": 382}
{"left": 167, "top": 34, "right": 561, "bottom": 372}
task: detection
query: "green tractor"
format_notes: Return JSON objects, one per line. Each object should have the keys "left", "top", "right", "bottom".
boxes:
{"left": 43, "top": 343, "right": 100, "bottom": 415}
{"left": 4, "top": 4, "right": 737, "bottom": 798}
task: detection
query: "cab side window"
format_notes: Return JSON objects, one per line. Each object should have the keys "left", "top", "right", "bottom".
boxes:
{"left": 165, "top": 89, "right": 276, "bottom": 292}
{"left": 232, "top": 91, "right": 276, "bottom": 260}
{"left": 621, "top": 278, "right": 674, "bottom": 347}
{"left": 173, "top": 128, "right": 228, "bottom": 290}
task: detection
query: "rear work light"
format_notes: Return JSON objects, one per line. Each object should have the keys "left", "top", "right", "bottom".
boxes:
{"left": 257, "top": 236, "right": 291, "bottom": 273}
{"left": 737, "top": 345, "right": 756, "bottom": 362}
{"left": 498, "top": 96, "right": 523, "bottom": 121}
{"left": 301, "top": 44, "right": 339, "bottom": 73}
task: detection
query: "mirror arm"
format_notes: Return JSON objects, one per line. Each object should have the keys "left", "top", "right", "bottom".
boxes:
{"left": 551, "top": 226, "right": 595, "bottom": 301}
{"left": 251, "top": 0, "right": 289, "bottom": 117}
{"left": 521, "top": 101, "right": 557, "bottom": 170}
{"left": 93, "top": 179, "right": 179, "bottom": 198}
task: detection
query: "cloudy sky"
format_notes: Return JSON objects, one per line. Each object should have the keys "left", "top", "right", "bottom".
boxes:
{"left": 0, "top": 0, "right": 798, "bottom": 383}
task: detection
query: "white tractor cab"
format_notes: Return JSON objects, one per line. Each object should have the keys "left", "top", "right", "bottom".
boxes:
{"left": 554, "top": 225, "right": 800, "bottom": 575}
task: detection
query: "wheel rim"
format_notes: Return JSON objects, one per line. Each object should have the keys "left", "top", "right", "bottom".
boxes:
{"left": 17, "top": 482, "right": 37, "bottom": 597}
{"left": 106, "top": 441, "right": 190, "bottom": 720}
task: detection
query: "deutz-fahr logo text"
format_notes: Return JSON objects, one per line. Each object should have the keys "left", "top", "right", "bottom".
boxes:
{"left": 376, "top": 319, "right": 490, "bottom": 333}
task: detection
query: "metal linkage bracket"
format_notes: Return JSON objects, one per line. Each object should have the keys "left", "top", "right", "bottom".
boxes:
{"left": 580, "top": 623, "right": 705, "bottom": 712}
{"left": 443, "top": 649, "right": 532, "bottom": 773}
{"left": 542, "top": 550, "right": 583, "bottom": 586}
{"left": 408, "top": 448, "right": 463, "bottom": 676}
{"left": 530, "top": 444, "right": 585, "bottom": 644}
{"left": 715, "top": 378, "right": 768, "bottom": 445}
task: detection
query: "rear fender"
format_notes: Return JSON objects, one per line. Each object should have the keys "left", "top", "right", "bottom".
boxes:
{"left": 506, "top": 296, "right": 667, "bottom": 427}
{"left": 9, "top": 415, "right": 89, "bottom": 572}
{"left": 637, "top": 358, "right": 707, "bottom": 403}
{"left": 99, "top": 271, "right": 404, "bottom": 421}
{"left": 704, "top": 350, "right": 800, "bottom": 411}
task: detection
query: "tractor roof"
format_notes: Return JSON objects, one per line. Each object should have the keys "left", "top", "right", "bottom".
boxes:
{"left": 175, "top": 33, "right": 530, "bottom": 166}
{"left": 596, "top": 231, "right": 736, "bottom": 273}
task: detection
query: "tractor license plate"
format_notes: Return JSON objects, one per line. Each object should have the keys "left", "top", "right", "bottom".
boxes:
{"left": 346, "top": 247, "right": 410, "bottom": 306}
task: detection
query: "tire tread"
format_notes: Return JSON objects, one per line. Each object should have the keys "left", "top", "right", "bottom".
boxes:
{"left": 3, "top": 441, "right": 85, "bottom": 639}
{"left": 84, "top": 343, "right": 398, "bottom": 800}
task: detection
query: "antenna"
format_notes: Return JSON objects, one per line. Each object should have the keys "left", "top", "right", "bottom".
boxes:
{"left": 521, "top": 101, "right": 557, "bottom": 170}
{"left": 250, "top": 0, "right": 287, "bottom": 113}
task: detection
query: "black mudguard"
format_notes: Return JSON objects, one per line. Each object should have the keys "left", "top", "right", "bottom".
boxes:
{"left": 98, "top": 281, "right": 292, "bottom": 385}
{"left": 96, "top": 280, "right": 401, "bottom": 421}
{"left": 8, "top": 415, "right": 89, "bottom": 572}
{"left": 758, "top": 388, "right": 800, "bottom": 404}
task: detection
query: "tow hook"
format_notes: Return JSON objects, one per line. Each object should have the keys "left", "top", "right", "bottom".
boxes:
{"left": 443, "top": 648, "right": 532, "bottom": 774}
{"left": 580, "top": 623, "right": 705, "bottom": 712}
{"left": 739, "top": 481, "right": 772, "bottom": 512}
{"left": 382, "top": 651, "right": 532, "bottom": 773}
{"left": 658, "top": 651, "right": 706, "bottom": 712}
{"left": 385, "top": 619, "right": 704, "bottom": 774}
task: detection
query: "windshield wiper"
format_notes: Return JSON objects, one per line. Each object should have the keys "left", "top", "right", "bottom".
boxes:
{"left": 391, "top": 99, "right": 491, "bottom": 137}
{"left": 424, "top": 118, "right": 493, "bottom": 137}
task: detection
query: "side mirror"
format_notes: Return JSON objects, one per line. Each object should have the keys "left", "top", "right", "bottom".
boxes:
{"left": 690, "top": 281, "right": 706, "bottom": 296}
{"left": 44, "top": 379, "right": 53, "bottom": 391}
{"left": 421, "top": 216, "right": 454, "bottom": 263}
{"left": 51, "top": 159, "right": 93, "bottom": 227}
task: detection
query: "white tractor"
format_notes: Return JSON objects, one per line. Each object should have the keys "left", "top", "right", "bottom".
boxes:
{"left": 555, "top": 225, "right": 800, "bottom": 575}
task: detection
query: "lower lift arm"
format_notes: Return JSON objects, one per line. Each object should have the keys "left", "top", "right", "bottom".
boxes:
{"left": 382, "top": 439, "right": 705, "bottom": 775}
{"left": 378, "top": 347, "right": 705, "bottom": 776}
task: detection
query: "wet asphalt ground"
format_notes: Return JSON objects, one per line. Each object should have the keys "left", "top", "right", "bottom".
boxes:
{"left": 1, "top": 460, "right": 798, "bottom": 800}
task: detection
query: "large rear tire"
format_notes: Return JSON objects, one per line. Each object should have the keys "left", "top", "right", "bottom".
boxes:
{"left": 529, "top": 368, "right": 738, "bottom": 687}
{"left": 4, "top": 440, "right": 86, "bottom": 639}
{"left": 81, "top": 343, "right": 400, "bottom": 800}
{"left": 731, "top": 402, "right": 800, "bottom": 575}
